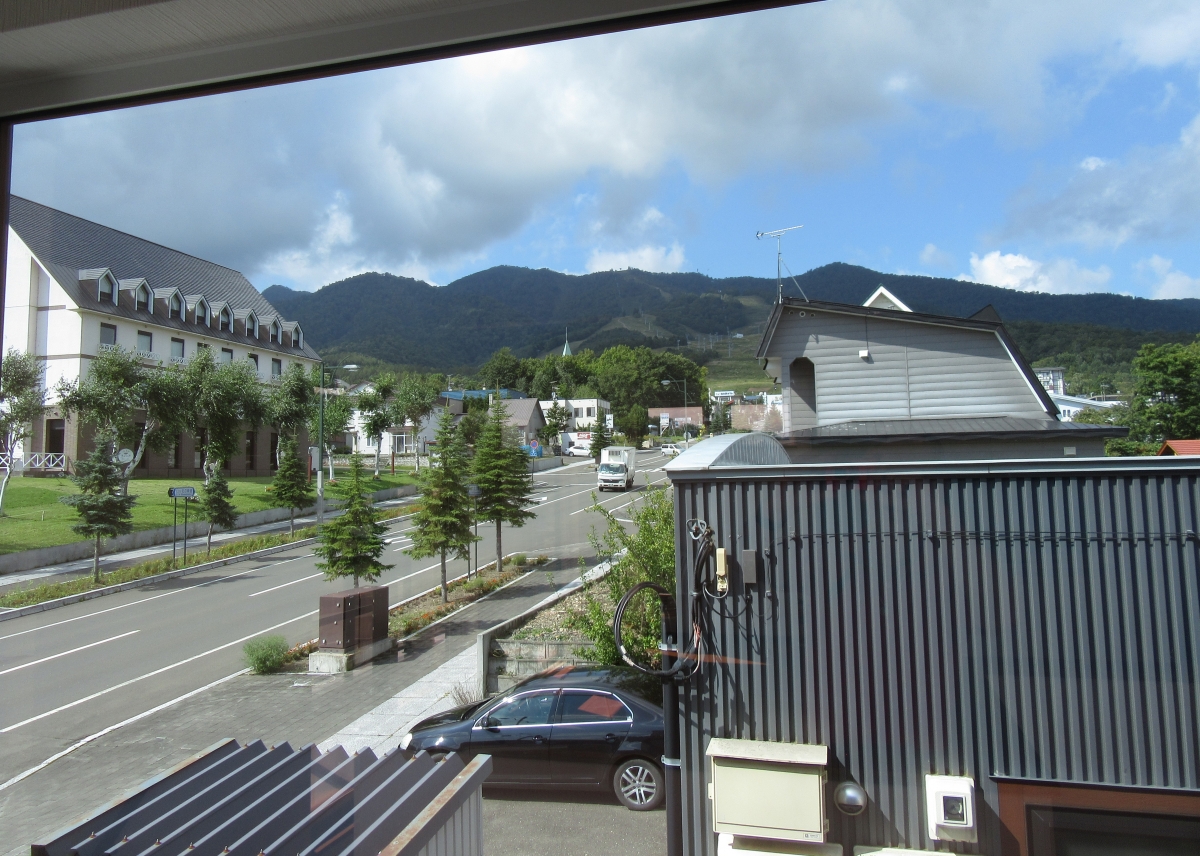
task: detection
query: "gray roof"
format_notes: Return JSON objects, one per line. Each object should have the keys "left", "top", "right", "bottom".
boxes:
{"left": 664, "top": 433, "right": 791, "bottom": 471}
{"left": 776, "top": 416, "right": 1128, "bottom": 445}
{"left": 8, "top": 195, "right": 319, "bottom": 360}
{"left": 499, "top": 397, "right": 545, "bottom": 431}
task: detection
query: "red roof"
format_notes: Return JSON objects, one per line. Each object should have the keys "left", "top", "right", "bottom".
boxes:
{"left": 1158, "top": 440, "right": 1200, "bottom": 456}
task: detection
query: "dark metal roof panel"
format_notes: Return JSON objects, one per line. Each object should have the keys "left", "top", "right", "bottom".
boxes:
{"left": 776, "top": 415, "right": 1128, "bottom": 444}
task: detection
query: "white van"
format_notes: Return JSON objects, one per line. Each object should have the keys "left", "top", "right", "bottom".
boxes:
{"left": 598, "top": 446, "right": 637, "bottom": 491}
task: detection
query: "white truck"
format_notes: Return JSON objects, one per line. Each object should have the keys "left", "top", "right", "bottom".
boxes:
{"left": 597, "top": 446, "right": 637, "bottom": 491}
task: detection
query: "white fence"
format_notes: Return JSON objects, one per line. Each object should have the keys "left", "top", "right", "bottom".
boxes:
{"left": 0, "top": 452, "right": 68, "bottom": 472}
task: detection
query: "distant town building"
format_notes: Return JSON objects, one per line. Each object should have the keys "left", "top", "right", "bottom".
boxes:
{"left": 1035, "top": 366, "right": 1066, "bottom": 395}
{"left": 538, "top": 398, "right": 610, "bottom": 431}
{"left": 1051, "top": 392, "right": 1120, "bottom": 422}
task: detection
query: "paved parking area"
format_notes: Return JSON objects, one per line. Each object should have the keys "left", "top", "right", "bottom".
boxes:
{"left": 484, "top": 788, "right": 665, "bottom": 855}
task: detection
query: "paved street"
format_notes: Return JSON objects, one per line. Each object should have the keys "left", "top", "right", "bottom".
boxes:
{"left": 0, "top": 452, "right": 670, "bottom": 850}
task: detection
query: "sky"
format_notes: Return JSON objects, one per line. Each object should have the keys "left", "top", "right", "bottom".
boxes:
{"left": 12, "top": 0, "right": 1200, "bottom": 300}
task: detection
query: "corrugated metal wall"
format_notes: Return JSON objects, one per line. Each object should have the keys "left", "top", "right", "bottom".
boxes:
{"left": 671, "top": 466, "right": 1200, "bottom": 856}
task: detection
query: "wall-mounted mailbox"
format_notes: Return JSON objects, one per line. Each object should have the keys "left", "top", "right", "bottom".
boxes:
{"left": 706, "top": 738, "right": 828, "bottom": 843}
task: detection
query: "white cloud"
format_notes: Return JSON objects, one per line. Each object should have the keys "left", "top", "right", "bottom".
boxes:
{"left": 586, "top": 243, "right": 686, "bottom": 273}
{"left": 12, "top": 0, "right": 1200, "bottom": 289}
{"left": 1079, "top": 156, "right": 1109, "bottom": 171}
{"left": 1139, "top": 255, "right": 1200, "bottom": 299}
{"left": 960, "top": 251, "right": 1112, "bottom": 294}
{"left": 919, "top": 243, "right": 953, "bottom": 267}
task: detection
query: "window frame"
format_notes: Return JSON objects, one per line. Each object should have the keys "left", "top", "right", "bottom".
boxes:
{"left": 169, "top": 293, "right": 181, "bottom": 318}
{"left": 271, "top": 357, "right": 282, "bottom": 378}
{"left": 220, "top": 308, "right": 231, "bottom": 331}
{"left": 220, "top": 347, "right": 234, "bottom": 363}
{"left": 196, "top": 300, "right": 208, "bottom": 326}
{"left": 136, "top": 284, "right": 150, "bottom": 313}
{"left": 555, "top": 690, "right": 633, "bottom": 725}
{"left": 99, "top": 322, "right": 117, "bottom": 347}
{"left": 136, "top": 330, "right": 153, "bottom": 354}
{"left": 170, "top": 337, "right": 185, "bottom": 361}
{"left": 98, "top": 275, "right": 114, "bottom": 303}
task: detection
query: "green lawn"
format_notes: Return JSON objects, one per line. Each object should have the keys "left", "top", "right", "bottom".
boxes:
{"left": 0, "top": 470, "right": 417, "bottom": 555}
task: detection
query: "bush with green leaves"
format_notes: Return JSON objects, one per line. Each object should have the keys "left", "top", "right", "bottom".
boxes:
{"left": 243, "top": 634, "right": 290, "bottom": 674}
{"left": 568, "top": 487, "right": 675, "bottom": 666}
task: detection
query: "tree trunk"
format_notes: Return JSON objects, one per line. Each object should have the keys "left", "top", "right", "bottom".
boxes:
{"left": 326, "top": 446, "right": 335, "bottom": 481}
{"left": 354, "top": 572, "right": 360, "bottom": 588}
{"left": 0, "top": 465, "right": 11, "bottom": 517}
{"left": 440, "top": 548, "right": 448, "bottom": 602}
{"left": 207, "top": 522, "right": 213, "bottom": 554}
{"left": 289, "top": 507, "right": 295, "bottom": 536}
{"left": 496, "top": 520, "right": 503, "bottom": 576}
{"left": 374, "top": 437, "right": 383, "bottom": 478}
{"left": 93, "top": 535, "right": 102, "bottom": 584}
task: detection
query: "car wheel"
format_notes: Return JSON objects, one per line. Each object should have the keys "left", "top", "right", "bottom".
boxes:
{"left": 613, "top": 758, "right": 664, "bottom": 811}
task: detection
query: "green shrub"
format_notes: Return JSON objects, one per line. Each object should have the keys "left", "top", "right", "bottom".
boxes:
{"left": 243, "top": 635, "right": 290, "bottom": 674}
{"left": 509, "top": 554, "right": 527, "bottom": 567}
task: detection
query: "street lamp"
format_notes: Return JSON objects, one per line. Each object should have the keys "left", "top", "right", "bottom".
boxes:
{"left": 316, "top": 362, "right": 358, "bottom": 524}
{"left": 661, "top": 377, "right": 690, "bottom": 447}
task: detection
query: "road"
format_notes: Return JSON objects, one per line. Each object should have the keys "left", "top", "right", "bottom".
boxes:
{"left": 0, "top": 453, "right": 670, "bottom": 797}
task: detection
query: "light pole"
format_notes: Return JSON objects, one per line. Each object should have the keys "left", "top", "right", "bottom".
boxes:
{"left": 661, "top": 377, "right": 690, "bottom": 447}
{"left": 316, "top": 362, "right": 358, "bottom": 524}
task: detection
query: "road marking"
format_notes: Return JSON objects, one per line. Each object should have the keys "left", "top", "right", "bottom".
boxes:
{"left": 0, "top": 630, "right": 141, "bottom": 677}
{"left": 248, "top": 572, "right": 325, "bottom": 597}
{"left": 0, "top": 667, "right": 248, "bottom": 794}
{"left": 0, "top": 610, "right": 316, "bottom": 733}
{"left": 382, "top": 562, "right": 442, "bottom": 586}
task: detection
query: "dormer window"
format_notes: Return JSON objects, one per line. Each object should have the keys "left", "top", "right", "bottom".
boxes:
{"left": 270, "top": 321, "right": 280, "bottom": 344}
{"left": 196, "top": 301, "right": 208, "bottom": 326}
{"left": 170, "top": 294, "right": 181, "bottom": 319}
{"left": 98, "top": 276, "right": 114, "bottom": 303}
{"left": 220, "top": 308, "right": 231, "bottom": 331}
{"left": 292, "top": 326, "right": 302, "bottom": 349}
{"left": 136, "top": 285, "right": 150, "bottom": 313}
{"left": 246, "top": 314, "right": 258, "bottom": 338}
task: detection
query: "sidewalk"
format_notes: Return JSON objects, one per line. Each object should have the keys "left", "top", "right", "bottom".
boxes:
{"left": 0, "top": 556, "right": 592, "bottom": 854}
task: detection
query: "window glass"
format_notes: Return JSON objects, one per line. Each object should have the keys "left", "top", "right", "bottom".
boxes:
{"left": 99, "top": 323, "right": 117, "bottom": 347}
{"left": 45, "top": 419, "right": 66, "bottom": 454}
{"left": 99, "top": 278, "right": 113, "bottom": 302}
{"left": 136, "top": 288, "right": 149, "bottom": 312}
{"left": 170, "top": 294, "right": 181, "bottom": 317}
{"left": 249, "top": 353, "right": 259, "bottom": 368}
{"left": 485, "top": 691, "right": 557, "bottom": 726}
{"left": 558, "top": 691, "right": 632, "bottom": 723}
{"left": 197, "top": 303, "right": 208, "bottom": 325}
{"left": 171, "top": 338, "right": 184, "bottom": 360}
{"left": 220, "top": 348, "right": 234, "bottom": 363}
{"left": 587, "top": 407, "right": 596, "bottom": 417}
{"left": 220, "top": 310, "right": 230, "bottom": 331}
{"left": 272, "top": 358, "right": 282, "bottom": 378}
{"left": 137, "top": 331, "right": 152, "bottom": 353}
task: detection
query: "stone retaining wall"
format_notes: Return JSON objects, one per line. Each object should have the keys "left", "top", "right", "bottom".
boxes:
{"left": 487, "top": 638, "right": 591, "bottom": 695}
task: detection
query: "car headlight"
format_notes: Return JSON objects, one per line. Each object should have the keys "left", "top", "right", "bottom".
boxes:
{"left": 399, "top": 732, "right": 413, "bottom": 750}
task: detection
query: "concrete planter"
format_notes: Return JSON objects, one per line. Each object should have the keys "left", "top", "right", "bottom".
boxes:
{"left": 487, "top": 637, "right": 590, "bottom": 695}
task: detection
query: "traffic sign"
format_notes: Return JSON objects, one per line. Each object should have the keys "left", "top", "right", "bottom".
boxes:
{"left": 168, "top": 486, "right": 197, "bottom": 498}
{"left": 529, "top": 438, "right": 540, "bottom": 450}
{"left": 116, "top": 448, "right": 134, "bottom": 464}
{"left": 468, "top": 484, "right": 482, "bottom": 498}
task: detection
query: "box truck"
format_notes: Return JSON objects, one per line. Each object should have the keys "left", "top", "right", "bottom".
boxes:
{"left": 598, "top": 446, "right": 637, "bottom": 491}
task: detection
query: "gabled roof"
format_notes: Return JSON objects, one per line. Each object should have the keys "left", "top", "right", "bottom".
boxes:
{"left": 498, "top": 397, "right": 545, "bottom": 429}
{"left": 8, "top": 195, "right": 319, "bottom": 360}
{"left": 756, "top": 295, "right": 1059, "bottom": 418}
{"left": 863, "top": 285, "right": 912, "bottom": 312}
{"left": 1158, "top": 440, "right": 1200, "bottom": 456}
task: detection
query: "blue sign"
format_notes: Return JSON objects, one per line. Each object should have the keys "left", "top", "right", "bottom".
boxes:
{"left": 168, "top": 486, "right": 196, "bottom": 498}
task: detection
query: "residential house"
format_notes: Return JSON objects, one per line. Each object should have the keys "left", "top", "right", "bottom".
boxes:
{"left": 3, "top": 195, "right": 320, "bottom": 476}
{"left": 499, "top": 398, "right": 546, "bottom": 447}
{"left": 757, "top": 294, "right": 1125, "bottom": 462}
{"left": 1159, "top": 439, "right": 1200, "bottom": 456}
{"left": 537, "top": 397, "right": 610, "bottom": 431}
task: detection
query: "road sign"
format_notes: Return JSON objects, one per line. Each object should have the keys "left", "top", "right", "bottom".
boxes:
{"left": 468, "top": 484, "right": 482, "bottom": 498}
{"left": 168, "top": 486, "right": 197, "bottom": 498}
{"left": 529, "top": 438, "right": 540, "bottom": 450}
{"left": 116, "top": 448, "right": 134, "bottom": 464}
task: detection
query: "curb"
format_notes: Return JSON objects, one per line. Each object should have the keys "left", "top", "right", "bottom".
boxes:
{"left": 0, "top": 512, "right": 419, "bottom": 623}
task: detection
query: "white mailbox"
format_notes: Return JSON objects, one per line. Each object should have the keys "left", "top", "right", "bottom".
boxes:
{"left": 706, "top": 738, "right": 828, "bottom": 843}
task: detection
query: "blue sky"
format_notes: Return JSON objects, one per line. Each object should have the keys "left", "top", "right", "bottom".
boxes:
{"left": 13, "top": 1, "right": 1200, "bottom": 300}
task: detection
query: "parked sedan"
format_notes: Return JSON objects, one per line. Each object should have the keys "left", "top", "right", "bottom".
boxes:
{"left": 399, "top": 666, "right": 665, "bottom": 810}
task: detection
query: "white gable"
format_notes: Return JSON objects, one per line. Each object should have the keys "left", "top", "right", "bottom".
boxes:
{"left": 863, "top": 285, "right": 912, "bottom": 312}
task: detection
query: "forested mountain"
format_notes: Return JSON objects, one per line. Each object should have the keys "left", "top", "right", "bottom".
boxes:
{"left": 262, "top": 263, "right": 1200, "bottom": 373}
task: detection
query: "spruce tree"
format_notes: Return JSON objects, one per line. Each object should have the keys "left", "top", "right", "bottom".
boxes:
{"left": 271, "top": 435, "right": 313, "bottom": 535}
{"left": 60, "top": 446, "right": 136, "bottom": 582}
{"left": 407, "top": 409, "right": 473, "bottom": 601}
{"left": 588, "top": 419, "right": 612, "bottom": 462}
{"left": 197, "top": 470, "right": 238, "bottom": 553}
{"left": 473, "top": 402, "right": 535, "bottom": 577}
{"left": 315, "top": 454, "right": 392, "bottom": 588}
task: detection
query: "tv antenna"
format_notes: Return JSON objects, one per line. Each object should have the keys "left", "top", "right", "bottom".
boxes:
{"left": 755, "top": 225, "right": 808, "bottom": 303}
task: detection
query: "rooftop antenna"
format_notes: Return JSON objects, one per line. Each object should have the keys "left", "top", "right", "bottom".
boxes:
{"left": 755, "top": 225, "right": 807, "bottom": 303}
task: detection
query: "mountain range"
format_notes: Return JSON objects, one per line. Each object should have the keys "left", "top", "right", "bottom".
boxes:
{"left": 262, "top": 263, "right": 1200, "bottom": 372}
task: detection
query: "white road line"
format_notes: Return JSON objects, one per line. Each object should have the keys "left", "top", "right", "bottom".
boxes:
{"left": 0, "top": 610, "right": 317, "bottom": 733}
{"left": 0, "top": 556, "right": 301, "bottom": 643}
{"left": 0, "top": 630, "right": 141, "bottom": 677}
{"left": 248, "top": 572, "right": 324, "bottom": 597}
{"left": 0, "top": 667, "right": 248, "bottom": 794}
{"left": 382, "top": 562, "right": 442, "bottom": 586}
{"left": 569, "top": 476, "right": 669, "bottom": 516}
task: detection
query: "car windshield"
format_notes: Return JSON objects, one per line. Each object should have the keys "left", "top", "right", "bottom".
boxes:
{"left": 599, "top": 463, "right": 626, "bottom": 474}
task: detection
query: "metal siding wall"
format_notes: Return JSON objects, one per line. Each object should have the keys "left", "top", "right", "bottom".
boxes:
{"left": 674, "top": 470, "right": 1200, "bottom": 856}
{"left": 416, "top": 791, "right": 483, "bottom": 856}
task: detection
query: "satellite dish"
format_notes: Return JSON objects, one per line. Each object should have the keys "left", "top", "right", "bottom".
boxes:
{"left": 116, "top": 448, "right": 135, "bottom": 464}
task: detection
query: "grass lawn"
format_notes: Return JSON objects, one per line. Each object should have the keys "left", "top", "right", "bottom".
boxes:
{"left": 0, "top": 470, "right": 417, "bottom": 555}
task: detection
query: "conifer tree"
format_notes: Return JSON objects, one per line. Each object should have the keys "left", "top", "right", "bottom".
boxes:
{"left": 271, "top": 435, "right": 313, "bottom": 535}
{"left": 473, "top": 401, "right": 535, "bottom": 576}
{"left": 60, "top": 446, "right": 136, "bottom": 582}
{"left": 588, "top": 419, "right": 612, "bottom": 462}
{"left": 197, "top": 470, "right": 237, "bottom": 553}
{"left": 407, "top": 409, "right": 473, "bottom": 601}
{"left": 315, "top": 454, "right": 392, "bottom": 588}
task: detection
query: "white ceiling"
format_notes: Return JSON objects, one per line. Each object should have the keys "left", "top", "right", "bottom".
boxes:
{"left": 0, "top": 0, "right": 808, "bottom": 119}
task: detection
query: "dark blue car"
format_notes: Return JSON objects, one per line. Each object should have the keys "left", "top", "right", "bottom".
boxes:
{"left": 399, "top": 665, "right": 666, "bottom": 810}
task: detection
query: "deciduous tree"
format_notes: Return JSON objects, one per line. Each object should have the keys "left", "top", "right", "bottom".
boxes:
{"left": 394, "top": 373, "right": 441, "bottom": 471}
{"left": 618, "top": 404, "right": 649, "bottom": 448}
{"left": 357, "top": 372, "right": 399, "bottom": 477}
{"left": 197, "top": 470, "right": 237, "bottom": 553}
{"left": 473, "top": 401, "right": 535, "bottom": 577}
{"left": 182, "top": 348, "right": 266, "bottom": 479}
{"left": 406, "top": 409, "right": 473, "bottom": 601}
{"left": 268, "top": 363, "right": 317, "bottom": 465}
{"left": 315, "top": 454, "right": 392, "bottom": 588}
{"left": 60, "top": 446, "right": 136, "bottom": 582}
{"left": 0, "top": 349, "right": 46, "bottom": 516}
